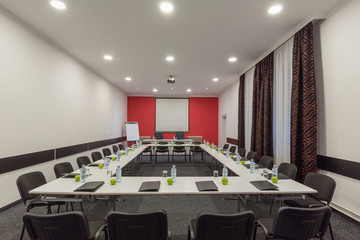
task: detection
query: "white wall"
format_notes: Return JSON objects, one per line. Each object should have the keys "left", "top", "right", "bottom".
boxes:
{"left": 0, "top": 9, "right": 127, "bottom": 208}
{"left": 316, "top": 0, "right": 360, "bottom": 220}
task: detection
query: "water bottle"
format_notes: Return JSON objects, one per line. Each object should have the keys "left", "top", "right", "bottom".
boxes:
{"left": 125, "top": 147, "right": 129, "bottom": 156}
{"left": 236, "top": 153, "right": 240, "bottom": 164}
{"left": 132, "top": 144, "right": 135, "bottom": 151}
{"left": 203, "top": 139, "right": 206, "bottom": 144}
{"left": 218, "top": 147, "right": 221, "bottom": 153}
{"left": 250, "top": 159, "right": 255, "bottom": 174}
{"left": 171, "top": 165, "right": 177, "bottom": 182}
{"left": 222, "top": 166, "right": 228, "bottom": 178}
{"left": 206, "top": 141, "right": 209, "bottom": 146}
{"left": 116, "top": 150, "right": 121, "bottom": 162}
{"left": 104, "top": 157, "right": 109, "bottom": 169}
{"left": 212, "top": 143, "right": 215, "bottom": 150}
{"left": 226, "top": 148, "right": 230, "bottom": 158}
{"left": 116, "top": 165, "right": 122, "bottom": 183}
{"left": 272, "top": 165, "right": 278, "bottom": 178}
{"left": 80, "top": 165, "right": 86, "bottom": 183}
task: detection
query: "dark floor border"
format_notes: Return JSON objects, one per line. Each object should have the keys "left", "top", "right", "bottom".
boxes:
{"left": 227, "top": 137, "right": 238, "bottom": 146}
{"left": 317, "top": 155, "right": 360, "bottom": 181}
{"left": 0, "top": 136, "right": 126, "bottom": 175}
{"left": 0, "top": 199, "right": 22, "bottom": 213}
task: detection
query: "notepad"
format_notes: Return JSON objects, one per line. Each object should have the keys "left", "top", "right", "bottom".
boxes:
{"left": 138, "top": 181, "right": 161, "bottom": 192}
{"left": 250, "top": 180, "right": 278, "bottom": 191}
{"left": 88, "top": 163, "right": 100, "bottom": 167}
{"left": 62, "top": 173, "right": 79, "bottom": 178}
{"left": 195, "top": 181, "right": 218, "bottom": 191}
{"left": 74, "top": 181, "right": 104, "bottom": 192}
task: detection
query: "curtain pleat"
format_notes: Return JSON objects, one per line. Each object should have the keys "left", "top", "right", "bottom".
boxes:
{"left": 238, "top": 74, "right": 245, "bottom": 149}
{"left": 291, "top": 22, "right": 317, "bottom": 181}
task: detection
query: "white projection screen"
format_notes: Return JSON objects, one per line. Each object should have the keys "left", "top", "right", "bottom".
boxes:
{"left": 155, "top": 98, "right": 189, "bottom": 132}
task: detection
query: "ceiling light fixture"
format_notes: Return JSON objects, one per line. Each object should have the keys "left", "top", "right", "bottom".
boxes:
{"left": 50, "top": 0, "right": 66, "bottom": 10}
{"left": 206, "top": 88, "right": 209, "bottom": 91}
{"left": 160, "top": 2, "right": 174, "bottom": 13}
{"left": 186, "top": 88, "right": 192, "bottom": 93}
{"left": 125, "top": 77, "right": 132, "bottom": 81}
{"left": 103, "top": 55, "right": 113, "bottom": 61}
{"left": 167, "top": 75, "right": 175, "bottom": 84}
{"left": 268, "top": 5, "right": 283, "bottom": 14}
{"left": 228, "top": 57, "right": 237, "bottom": 62}
{"left": 212, "top": 78, "right": 219, "bottom": 82}
{"left": 153, "top": 88, "right": 158, "bottom": 92}
{"left": 166, "top": 56, "right": 175, "bottom": 62}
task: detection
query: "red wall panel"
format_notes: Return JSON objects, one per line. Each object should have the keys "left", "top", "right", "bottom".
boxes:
{"left": 127, "top": 97, "right": 218, "bottom": 145}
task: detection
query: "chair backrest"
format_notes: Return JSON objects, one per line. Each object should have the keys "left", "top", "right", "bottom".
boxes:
{"left": 259, "top": 156, "right": 274, "bottom": 170}
{"left": 195, "top": 211, "right": 254, "bottom": 240}
{"left": 175, "top": 132, "right": 185, "bottom": 139}
{"left": 304, "top": 173, "right": 336, "bottom": 203}
{"left": 278, "top": 163, "right": 297, "bottom": 180}
{"left": 23, "top": 211, "right": 90, "bottom": 240}
{"left": 91, "top": 151, "right": 103, "bottom": 162}
{"left": 229, "top": 146, "right": 237, "bottom": 153}
{"left": 238, "top": 148, "right": 246, "bottom": 157}
{"left": 107, "top": 210, "right": 169, "bottom": 240}
{"left": 112, "top": 145, "right": 119, "bottom": 153}
{"left": 76, "top": 156, "right": 91, "bottom": 169}
{"left": 54, "top": 162, "right": 74, "bottom": 178}
{"left": 118, "top": 144, "right": 125, "bottom": 150}
{"left": 102, "top": 148, "right": 112, "bottom": 157}
{"left": 246, "top": 151, "right": 257, "bottom": 161}
{"left": 155, "top": 132, "right": 164, "bottom": 139}
{"left": 222, "top": 144, "right": 229, "bottom": 150}
{"left": 17, "top": 171, "right": 47, "bottom": 203}
{"left": 272, "top": 206, "right": 331, "bottom": 240}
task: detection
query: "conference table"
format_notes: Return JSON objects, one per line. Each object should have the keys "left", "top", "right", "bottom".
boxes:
{"left": 30, "top": 144, "right": 316, "bottom": 211}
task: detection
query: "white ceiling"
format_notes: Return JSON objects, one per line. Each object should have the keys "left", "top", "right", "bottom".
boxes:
{"left": 0, "top": 0, "right": 343, "bottom": 97}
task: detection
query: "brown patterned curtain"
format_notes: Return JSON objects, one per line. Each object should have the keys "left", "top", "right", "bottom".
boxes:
{"left": 238, "top": 74, "right": 245, "bottom": 150}
{"left": 251, "top": 53, "right": 274, "bottom": 162}
{"left": 291, "top": 22, "right": 317, "bottom": 181}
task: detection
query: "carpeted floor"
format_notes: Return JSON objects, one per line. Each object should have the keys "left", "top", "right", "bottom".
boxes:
{"left": 1, "top": 155, "right": 359, "bottom": 240}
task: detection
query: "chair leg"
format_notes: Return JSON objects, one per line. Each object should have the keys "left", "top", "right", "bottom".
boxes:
{"left": 70, "top": 202, "right": 74, "bottom": 211}
{"left": 329, "top": 222, "right": 335, "bottom": 240}
{"left": 80, "top": 202, "right": 84, "bottom": 211}
{"left": 269, "top": 200, "right": 274, "bottom": 215}
{"left": 57, "top": 204, "right": 61, "bottom": 213}
{"left": 252, "top": 223, "right": 258, "bottom": 240}
{"left": 185, "top": 152, "right": 187, "bottom": 163}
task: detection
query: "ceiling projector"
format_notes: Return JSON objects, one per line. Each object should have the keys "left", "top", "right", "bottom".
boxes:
{"left": 167, "top": 75, "right": 175, "bottom": 84}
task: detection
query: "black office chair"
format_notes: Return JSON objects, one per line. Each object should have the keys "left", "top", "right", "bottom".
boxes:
{"left": 107, "top": 210, "right": 171, "bottom": 240}
{"left": 77, "top": 156, "right": 91, "bottom": 169}
{"left": 253, "top": 206, "right": 331, "bottom": 240}
{"left": 238, "top": 148, "right": 246, "bottom": 157}
{"left": 155, "top": 142, "right": 170, "bottom": 163}
{"left": 91, "top": 151, "right": 103, "bottom": 162}
{"left": 118, "top": 144, "right": 125, "bottom": 151}
{"left": 141, "top": 146, "right": 153, "bottom": 164}
{"left": 284, "top": 173, "right": 336, "bottom": 240}
{"left": 112, "top": 145, "right": 119, "bottom": 154}
{"left": 278, "top": 162, "right": 297, "bottom": 180}
{"left": 259, "top": 156, "right": 274, "bottom": 170}
{"left": 189, "top": 142, "right": 203, "bottom": 163}
{"left": 229, "top": 145, "right": 237, "bottom": 154}
{"left": 246, "top": 151, "right": 257, "bottom": 161}
{"left": 17, "top": 171, "right": 64, "bottom": 240}
{"left": 176, "top": 132, "right": 185, "bottom": 139}
{"left": 102, "top": 148, "right": 112, "bottom": 157}
{"left": 188, "top": 211, "right": 255, "bottom": 240}
{"left": 155, "top": 132, "right": 164, "bottom": 139}
{"left": 221, "top": 143, "right": 229, "bottom": 151}
{"left": 23, "top": 211, "right": 107, "bottom": 240}
{"left": 172, "top": 141, "right": 186, "bottom": 162}
{"left": 54, "top": 162, "right": 74, "bottom": 178}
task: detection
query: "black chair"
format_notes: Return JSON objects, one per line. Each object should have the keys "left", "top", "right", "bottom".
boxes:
{"left": 23, "top": 211, "right": 107, "bottom": 240}
{"left": 189, "top": 143, "right": 203, "bottom": 163}
{"left": 103, "top": 148, "right": 112, "bottom": 157}
{"left": 188, "top": 211, "right": 255, "bottom": 240}
{"left": 246, "top": 151, "right": 257, "bottom": 161}
{"left": 238, "top": 148, "right": 246, "bottom": 157}
{"left": 141, "top": 146, "right": 153, "bottom": 164}
{"left": 229, "top": 145, "right": 237, "bottom": 154}
{"left": 107, "top": 210, "right": 171, "bottom": 240}
{"left": 259, "top": 156, "right": 274, "bottom": 170}
{"left": 112, "top": 145, "right": 119, "bottom": 154}
{"left": 118, "top": 144, "right": 125, "bottom": 151}
{"left": 17, "top": 171, "right": 64, "bottom": 240}
{"left": 155, "top": 142, "right": 170, "bottom": 163}
{"left": 278, "top": 162, "right": 297, "bottom": 180}
{"left": 221, "top": 143, "right": 229, "bottom": 151}
{"left": 284, "top": 173, "right": 336, "bottom": 240}
{"left": 172, "top": 141, "right": 186, "bottom": 162}
{"left": 155, "top": 132, "right": 164, "bottom": 139}
{"left": 253, "top": 206, "right": 331, "bottom": 240}
{"left": 91, "top": 151, "right": 103, "bottom": 162}
{"left": 54, "top": 162, "right": 74, "bottom": 178}
{"left": 176, "top": 132, "right": 185, "bottom": 139}
{"left": 77, "top": 156, "right": 91, "bottom": 169}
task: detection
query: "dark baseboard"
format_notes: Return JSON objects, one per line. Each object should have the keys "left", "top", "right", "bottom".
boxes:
{"left": 331, "top": 206, "right": 360, "bottom": 224}
{"left": 0, "top": 199, "right": 22, "bottom": 213}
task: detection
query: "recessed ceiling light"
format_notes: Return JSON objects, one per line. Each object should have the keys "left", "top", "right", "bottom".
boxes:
{"left": 212, "top": 78, "right": 219, "bottom": 82}
{"left": 103, "top": 55, "right": 113, "bottom": 61}
{"left": 206, "top": 88, "right": 209, "bottom": 91}
{"left": 136, "top": 87, "right": 138, "bottom": 90}
{"left": 268, "top": 5, "right": 283, "bottom": 14}
{"left": 125, "top": 77, "right": 132, "bottom": 81}
{"left": 171, "top": 87, "right": 174, "bottom": 90}
{"left": 153, "top": 88, "right": 158, "bottom": 92}
{"left": 166, "top": 56, "right": 175, "bottom": 62}
{"left": 186, "top": 88, "right": 192, "bottom": 92}
{"left": 228, "top": 57, "right": 237, "bottom": 62}
{"left": 50, "top": 0, "right": 66, "bottom": 10}
{"left": 160, "top": 2, "right": 174, "bottom": 13}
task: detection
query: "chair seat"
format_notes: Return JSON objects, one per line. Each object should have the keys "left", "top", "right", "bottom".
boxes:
{"left": 156, "top": 149, "right": 169, "bottom": 153}
{"left": 28, "top": 195, "right": 51, "bottom": 208}
{"left": 284, "top": 195, "right": 324, "bottom": 208}
{"left": 88, "top": 219, "right": 106, "bottom": 240}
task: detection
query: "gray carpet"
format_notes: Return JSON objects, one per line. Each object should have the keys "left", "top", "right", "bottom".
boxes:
{"left": 1, "top": 155, "right": 359, "bottom": 240}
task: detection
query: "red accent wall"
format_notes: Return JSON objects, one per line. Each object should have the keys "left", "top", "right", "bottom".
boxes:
{"left": 127, "top": 97, "right": 218, "bottom": 145}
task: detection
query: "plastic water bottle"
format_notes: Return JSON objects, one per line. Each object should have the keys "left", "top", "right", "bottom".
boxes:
{"left": 125, "top": 147, "right": 129, "bottom": 156}
{"left": 236, "top": 153, "right": 240, "bottom": 164}
{"left": 212, "top": 143, "right": 215, "bottom": 150}
{"left": 80, "top": 165, "right": 86, "bottom": 183}
{"left": 226, "top": 148, "right": 230, "bottom": 158}
{"left": 206, "top": 141, "right": 209, "bottom": 146}
{"left": 203, "top": 139, "right": 206, "bottom": 144}
{"left": 218, "top": 147, "right": 221, "bottom": 153}
{"left": 171, "top": 165, "right": 177, "bottom": 182}
{"left": 116, "top": 150, "right": 121, "bottom": 162}
{"left": 104, "top": 157, "right": 109, "bottom": 169}
{"left": 132, "top": 144, "right": 135, "bottom": 151}
{"left": 222, "top": 166, "right": 228, "bottom": 178}
{"left": 116, "top": 165, "right": 122, "bottom": 183}
{"left": 250, "top": 159, "right": 255, "bottom": 174}
{"left": 272, "top": 165, "right": 278, "bottom": 178}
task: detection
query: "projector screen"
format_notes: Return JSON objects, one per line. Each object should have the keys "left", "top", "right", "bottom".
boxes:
{"left": 156, "top": 98, "right": 189, "bottom": 132}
